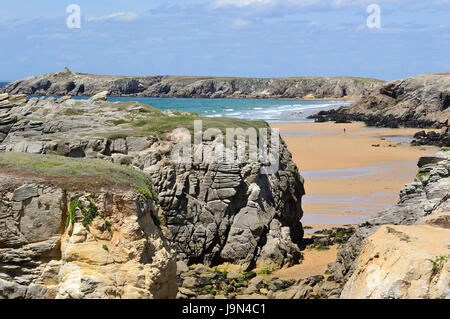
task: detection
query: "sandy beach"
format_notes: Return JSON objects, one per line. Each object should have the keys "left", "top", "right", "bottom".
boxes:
{"left": 268, "top": 121, "right": 438, "bottom": 280}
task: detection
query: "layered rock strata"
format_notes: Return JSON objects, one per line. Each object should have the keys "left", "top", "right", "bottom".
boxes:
{"left": 0, "top": 159, "right": 177, "bottom": 299}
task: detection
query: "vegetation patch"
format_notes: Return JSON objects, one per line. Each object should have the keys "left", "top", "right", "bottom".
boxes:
{"left": 0, "top": 152, "right": 156, "bottom": 196}
{"left": 113, "top": 119, "right": 128, "bottom": 126}
{"left": 428, "top": 255, "right": 450, "bottom": 274}
{"left": 152, "top": 215, "right": 162, "bottom": 227}
{"left": 64, "top": 108, "right": 85, "bottom": 116}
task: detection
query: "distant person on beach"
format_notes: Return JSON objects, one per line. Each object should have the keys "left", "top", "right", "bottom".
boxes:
{"left": 344, "top": 128, "right": 346, "bottom": 133}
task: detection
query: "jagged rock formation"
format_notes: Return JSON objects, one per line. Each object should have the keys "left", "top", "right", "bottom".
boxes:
{"left": 0, "top": 154, "right": 177, "bottom": 299}
{"left": 412, "top": 127, "right": 450, "bottom": 147}
{"left": 0, "top": 93, "right": 305, "bottom": 271}
{"left": 324, "top": 151, "right": 450, "bottom": 299}
{"left": 310, "top": 73, "right": 450, "bottom": 128}
{"left": 0, "top": 69, "right": 383, "bottom": 99}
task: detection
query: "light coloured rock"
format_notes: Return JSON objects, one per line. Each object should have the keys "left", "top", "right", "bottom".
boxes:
{"left": 340, "top": 225, "right": 450, "bottom": 299}
{"left": 226, "top": 271, "right": 242, "bottom": 280}
{"left": 328, "top": 151, "right": 450, "bottom": 286}
{"left": 12, "top": 184, "right": 39, "bottom": 201}
{"left": 0, "top": 182, "right": 177, "bottom": 299}
{"left": 236, "top": 294, "right": 268, "bottom": 299}
{"left": 177, "top": 287, "right": 197, "bottom": 298}
{"left": 176, "top": 260, "right": 189, "bottom": 275}
{"left": 182, "top": 277, "right": 198, "bottom": 288}
{"left": 126, "top": 136, "right": 153, "bottom": 152}
{"left": 88, "top": 91, "right": 109, "bottom": 103}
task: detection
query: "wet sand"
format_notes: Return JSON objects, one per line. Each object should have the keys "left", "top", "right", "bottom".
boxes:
{"left": 271, "top": 122, "right": 437, "bottom": 227}
{"left": 268, "top": 122, "right": 438, "bottom": 280}
{"left": 270, "top": 246, "right": 339, "bottom": 281}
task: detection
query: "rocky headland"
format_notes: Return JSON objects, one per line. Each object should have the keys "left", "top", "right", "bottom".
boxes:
{"left": 0, "top": 92, "right": 306, "bottom": 298}
{"left": 309, "top": 73, "right": 450, "bottom": 129}
{"left": 0, "top": 69, "right": 383, "bottom": 100}
{"left": 0, "top": 153, "right": 177, "bottom": 299}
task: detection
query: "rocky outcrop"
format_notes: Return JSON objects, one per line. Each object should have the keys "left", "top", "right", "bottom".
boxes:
{"left": 340, "top": 225, "right": 450, "bottom": 299}
{"left": 0, "top": 69, "right": 383, "bottom": 99}
{"left": 411, "top": 127, "right": 450, "bottom": 147}
{"left": 0, "top": 158, "right": 177, "bottom": 299}
{"left": 323, "top": 151, "right": 450, "bottom": 299}
{"left": 310, "top": 73, "right": 450, "bottom": 128}
{"left": 0, "top": 93, "right": 305, "bottom": 271}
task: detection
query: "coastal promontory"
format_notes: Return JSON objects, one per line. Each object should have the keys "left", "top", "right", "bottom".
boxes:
{"left": 0, "top": 69, "right": 383, "bottom": 100}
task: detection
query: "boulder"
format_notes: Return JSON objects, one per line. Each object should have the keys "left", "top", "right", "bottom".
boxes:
{"left": 88, "top": 91, "right": 109, "bottom": 103}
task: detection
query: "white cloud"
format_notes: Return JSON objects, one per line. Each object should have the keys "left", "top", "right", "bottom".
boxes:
{"left": 86, "top": 12, "right": 139, "bottom": 22}
{"left": 215, "top": 0, "right": 413, "bottom": 9}
{"left": 215, "top": 0, "right": 275, "bottom": 7}
{"left": 232, "top": 18, "right": 251, "bottom": 28}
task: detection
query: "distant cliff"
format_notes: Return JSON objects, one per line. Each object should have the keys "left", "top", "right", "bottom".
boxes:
{"left": 0, "top": 69, "right": 383, "bottom": 99}
{"left": 311, "top": 73, "right": 450, "bottom": 128}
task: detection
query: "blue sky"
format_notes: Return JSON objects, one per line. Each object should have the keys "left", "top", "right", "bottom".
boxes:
{"left": 0, "top": 0, "right": 449, "bottom": 81}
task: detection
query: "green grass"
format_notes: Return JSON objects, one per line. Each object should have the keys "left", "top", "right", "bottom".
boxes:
{"left": 100, "top": 101, "right": 269, "bottom": 138}
{"left": 64, "top": 108, "right": 85, "bottom": 116}
{"left": 120, "top": 156, "right": 133, "bottom": 166}
{"left": 113, "top": 119, "right": 128, "bottom": 126}
{"left": 152, "top": 215, "right": 162, "bottom": 227}
{"left": 416, "top": 171, "right": 430, "bottom": 181}
{"left": 67, "top": 199, "right": 79, "bottom": 226}
{"left": 0, "top": 152, "right": 156, "bottom": 195}
{"left": 104, "top": 220, "right": 112, "bottom": 232}
{"left": 428, "top": 255, "right": 450, "bottom": 273}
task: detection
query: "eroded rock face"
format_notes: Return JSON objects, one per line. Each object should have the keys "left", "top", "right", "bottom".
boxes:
{"left": 0, "top": 70, "right": 382, "bottom": 99}
{"left": 138, "top": 137, "right": 304, "bottom": 271}
{"left": 340, "top": 225, "right": 450, "bottom": 299}
{"left": 333, "top": 73, "right": 450, "bottom": 128}
{"left": 323, "top": 151, "right": 450, "bottom": 299}
{"left": 0, "top": 95, "right": 305, "bottom": 270}
{"left": 0, "top": 183, "right": 177, "bottom": 299}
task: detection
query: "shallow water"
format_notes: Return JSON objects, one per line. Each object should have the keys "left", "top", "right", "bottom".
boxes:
{"left": 280, "top": 130, "right": 340, "bottom": 137}
{"left": 302, "top": 213, "right": 369, "bottom": 225}
{"left": 32, "top": 95, "right": 352, "bottom": 122}
{"left": 301, "top": 161, "right": 416, "bottom": 180}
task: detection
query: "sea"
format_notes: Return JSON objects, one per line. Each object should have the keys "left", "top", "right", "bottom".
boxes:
{"left": 1, "top": 80, "right": 351, "bottom": 122}
{"left": 72, "top": 96, "right": 351, "bottom": 122}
